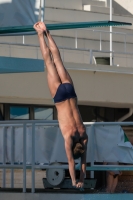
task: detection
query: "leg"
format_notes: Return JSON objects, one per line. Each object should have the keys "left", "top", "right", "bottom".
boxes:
{"left": 45, "top": 50, "right": 61, "bottom": 97}
{"left": 45, "top": 29, "right": 74, "bottom": 84}
{"left": 37, "top": 28, "right": 61, "bottom": 97}
{"left": 111, "top": 176, "right": 118, "bottom": 193}
{"left": 106, "top": 172, "right": 114, "bottom": 193}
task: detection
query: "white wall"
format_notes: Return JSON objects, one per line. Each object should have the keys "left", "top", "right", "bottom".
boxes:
{"left": 45, "top": 0, "right": 82, "bottom": 10}
{"left": 0, "top": 63, "right": 133, "bottom": 108}
{"left": 113, "top": 0, "right": 133, "bottom": 16}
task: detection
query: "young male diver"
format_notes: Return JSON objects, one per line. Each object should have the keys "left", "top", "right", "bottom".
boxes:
{"left": 34, "top": 22, "right": 88, "bottom": 189}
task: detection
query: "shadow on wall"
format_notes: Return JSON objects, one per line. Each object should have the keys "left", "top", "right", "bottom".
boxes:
{"left": 113, "top": 1, "right": 133, "bottom": 16}
{"left": 0, "top": 0, "right": 39, "bottom": 27}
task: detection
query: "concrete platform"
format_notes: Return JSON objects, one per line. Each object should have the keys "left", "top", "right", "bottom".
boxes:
{"left": 0, "top": 193, "right": 133, "bottom": 200}
{"left": 83, "top": 5, "right": 112, "bottom": 14}
{"left": 82, "top": 0, "right": 105, "bottom": 7}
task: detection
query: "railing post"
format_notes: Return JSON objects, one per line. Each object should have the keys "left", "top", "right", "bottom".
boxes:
{"left": 36, "top": 47, "right": 38, "bottom": 59}
{"left": 75, "top": 30, "right": 78, "bottom": 49}
{"left": 23, "top": 123, "right": 27, "bottom": 193}
{"left": 100, "top": 32, "right": 102, "bottom": 51}
{"left": 90, "top": 125, "right": 95, "bottom": 179}
{"left": 124, "top": 35, "right": 127, "bottom": 53}
{"left": 110, "top": 0, "right": 113, "bottom": 66}
{"left": 32, "top": 123, "right": 35, "bottom": 193}
{"left": 90, "top": 49, "right": 93, "bottom": 64}
{"left": 11, "top": 127, "right": 14, "bottom": 188}
{"left": 23, "top": 36, "right": 25, "bottom": 44}
{"left": 2, "top": 127, "right": 6, "bottom": 188}
{"left": 112, "top": 51, "right": 114, "bottom": 66}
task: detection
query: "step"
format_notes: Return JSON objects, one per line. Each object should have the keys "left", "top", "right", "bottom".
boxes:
{"left": 83, "top": 5, "right": 113, "bottom": 14}
{"left": 82, "top": 0, "right": 105, "bottom": 7}
{"left": 45, "top": 0, "right": 82, "bottom": 10}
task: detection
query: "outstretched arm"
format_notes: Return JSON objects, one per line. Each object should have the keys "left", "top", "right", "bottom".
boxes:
{"left": 33, "top": 22, "right": 50, "bottom": 61}
{"left": 36, "top": 21, "right": 74, "bottom": 85}
{"left": 77, "top": 137, "right": 88, "bottom": 188}
{"left": 37, "top": 22, "right": 60, "bottom": 56}
{"left": 65, "top": 137, "right": 77, "bottom": 186}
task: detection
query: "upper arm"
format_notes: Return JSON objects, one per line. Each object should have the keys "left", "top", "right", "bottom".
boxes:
{"left": 80, "top": 136, "right": 88, "bottom": 163}
{"left": 64, "top": 136, "right": 74, "bottom": 162}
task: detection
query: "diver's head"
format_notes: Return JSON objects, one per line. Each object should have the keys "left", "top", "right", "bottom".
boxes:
{"left": 72, "top": 142, "right": 84, "bottom": 159}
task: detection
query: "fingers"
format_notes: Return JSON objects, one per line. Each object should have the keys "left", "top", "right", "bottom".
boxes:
{"left": 76, "top": 182, "right": 84, "bottom": 189}
{"left": 33, "top": 22, "right": 46, "bottom": 29}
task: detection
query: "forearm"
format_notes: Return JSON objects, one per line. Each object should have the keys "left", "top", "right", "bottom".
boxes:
{"left": 68, "top": 159, "right": 76, "bottom": 186}
{"left": 80, "top": 150, "right": 87, "bottom": 182}
{"left": 45, "top": 30, "right": 60, "bottom": 54}
{"left": 80, "top": 163, "right": 86, "bottom": 182}
{"left": 37, "top": 33, "right": 49, "bottom": 59}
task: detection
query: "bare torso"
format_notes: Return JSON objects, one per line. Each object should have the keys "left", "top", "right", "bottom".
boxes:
{"left": 55, "top": 97, "right": 86, "bottom": 141}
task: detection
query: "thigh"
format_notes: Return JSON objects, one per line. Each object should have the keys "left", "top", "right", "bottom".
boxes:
{"left": 46, "top": 62, "right": 61, "bottom": 97}
{"left": 54, "top": 58, "right": 74, "bottom": 85}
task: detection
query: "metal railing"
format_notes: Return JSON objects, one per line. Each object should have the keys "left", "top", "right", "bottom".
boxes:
{"left": 1, "top": 27, "right": 133, "bottom": 52}
{"left": 0, "top": 42, "right": 133, "bottom": 69}
{"left": 74, "top": 28, "right": 133, "bottom": 53}
{"left": 0, "top": 120, "right": 133, "bottom": 193}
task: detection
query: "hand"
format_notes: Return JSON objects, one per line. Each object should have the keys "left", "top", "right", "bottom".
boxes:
{"left": 72, "top": 180, "right": 77, "bottom": 187}
{"left": 33, "top": 22, "right": 46, "bottom": 35}
{"left": 38, "top": 22, "right": 47, "bottom": 32}
{"left": 76, "top": 181, "right": 84, "bottom": 189}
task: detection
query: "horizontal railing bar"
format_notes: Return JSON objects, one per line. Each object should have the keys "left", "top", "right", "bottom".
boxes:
{"left": 0, "top": 164, "right": 132, "bottom": 170}
{"left": 0, "top": 120, "right": 58, "bottom": 124}
{"left": 0, "top": 124, "right": 59, "bottom": 127}
{"left": 84, "top": 122, "right": 133, "bottom": 126}
{"left": 0, "top": 165, "right": 24, "bottom": 169}
{"left": 0, "top": 42, "right": 90, "bottom": 52}
{"left": 93, "top": 29, "right": 133, "bottom": 36}
{"left": 92, "top": 49, "right": 133, "bottom": 56}
{"left": 76, "top": 28, "right": 133, "bottom": 37}
{"left": 0, "top": 42, "right": 133, "bottom": 56}
{"left": 86, "top": 166, "right": 133, "bottom": 171}
{"left": 0, "top": 121, "right": 133, "bottom": 127}
{"left": 0, "top": 120, "right": 133, "bottom": 125}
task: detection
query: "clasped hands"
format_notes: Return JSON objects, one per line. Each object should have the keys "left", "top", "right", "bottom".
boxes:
{"left": 72, "top": 181, "right": 84, "bottom": 191}
{"left": 33, "top": 21, "right": 47, "bottom": 35}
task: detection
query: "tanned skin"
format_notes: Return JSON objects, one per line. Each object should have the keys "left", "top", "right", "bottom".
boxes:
{"left": 34, "top": 22, "right": 88, "bottom": 189}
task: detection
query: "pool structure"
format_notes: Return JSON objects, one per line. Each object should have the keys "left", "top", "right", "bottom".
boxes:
{"left": 0, "top": 193, "right": 133, "bottom": 200}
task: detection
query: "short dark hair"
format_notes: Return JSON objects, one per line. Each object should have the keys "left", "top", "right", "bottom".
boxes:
{"left": 72, "top": 142, "right": 84, "bottom": 159}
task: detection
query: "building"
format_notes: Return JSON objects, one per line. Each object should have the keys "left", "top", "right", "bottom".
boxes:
{"left": 0, "top": 0, "right": 133, "bottom": 198}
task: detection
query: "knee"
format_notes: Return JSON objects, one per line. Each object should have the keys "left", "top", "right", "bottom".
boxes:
{"left": 43, "top": 48, "right": 51, "bottom": 61}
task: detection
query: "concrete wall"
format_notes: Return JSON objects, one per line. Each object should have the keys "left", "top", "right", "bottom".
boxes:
{"left": 0, "top": 39, "right": 133, "bottom": 68}
{"left": 0, "top": 63, "right": 133, "bottom": 108}
{"left": 45, "top": 0, "right": 82, "bottom": 10}
{"left": 0, "top": 0, "right": 133, "bottom": 108}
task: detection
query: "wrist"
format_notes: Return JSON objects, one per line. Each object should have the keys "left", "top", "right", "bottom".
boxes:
{"left": 37, "top": 32, "right": 44, "bottom": 37}
{"left": 79, "top": 175, "right": 85, "bottom": 182}
{"left": 72, "top": 180, "right": 77, "bottom": 186}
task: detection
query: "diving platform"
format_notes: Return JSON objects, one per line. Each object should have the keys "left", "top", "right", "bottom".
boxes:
{"left": 0, "top": 193, "right": 133, "bottom": 200}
